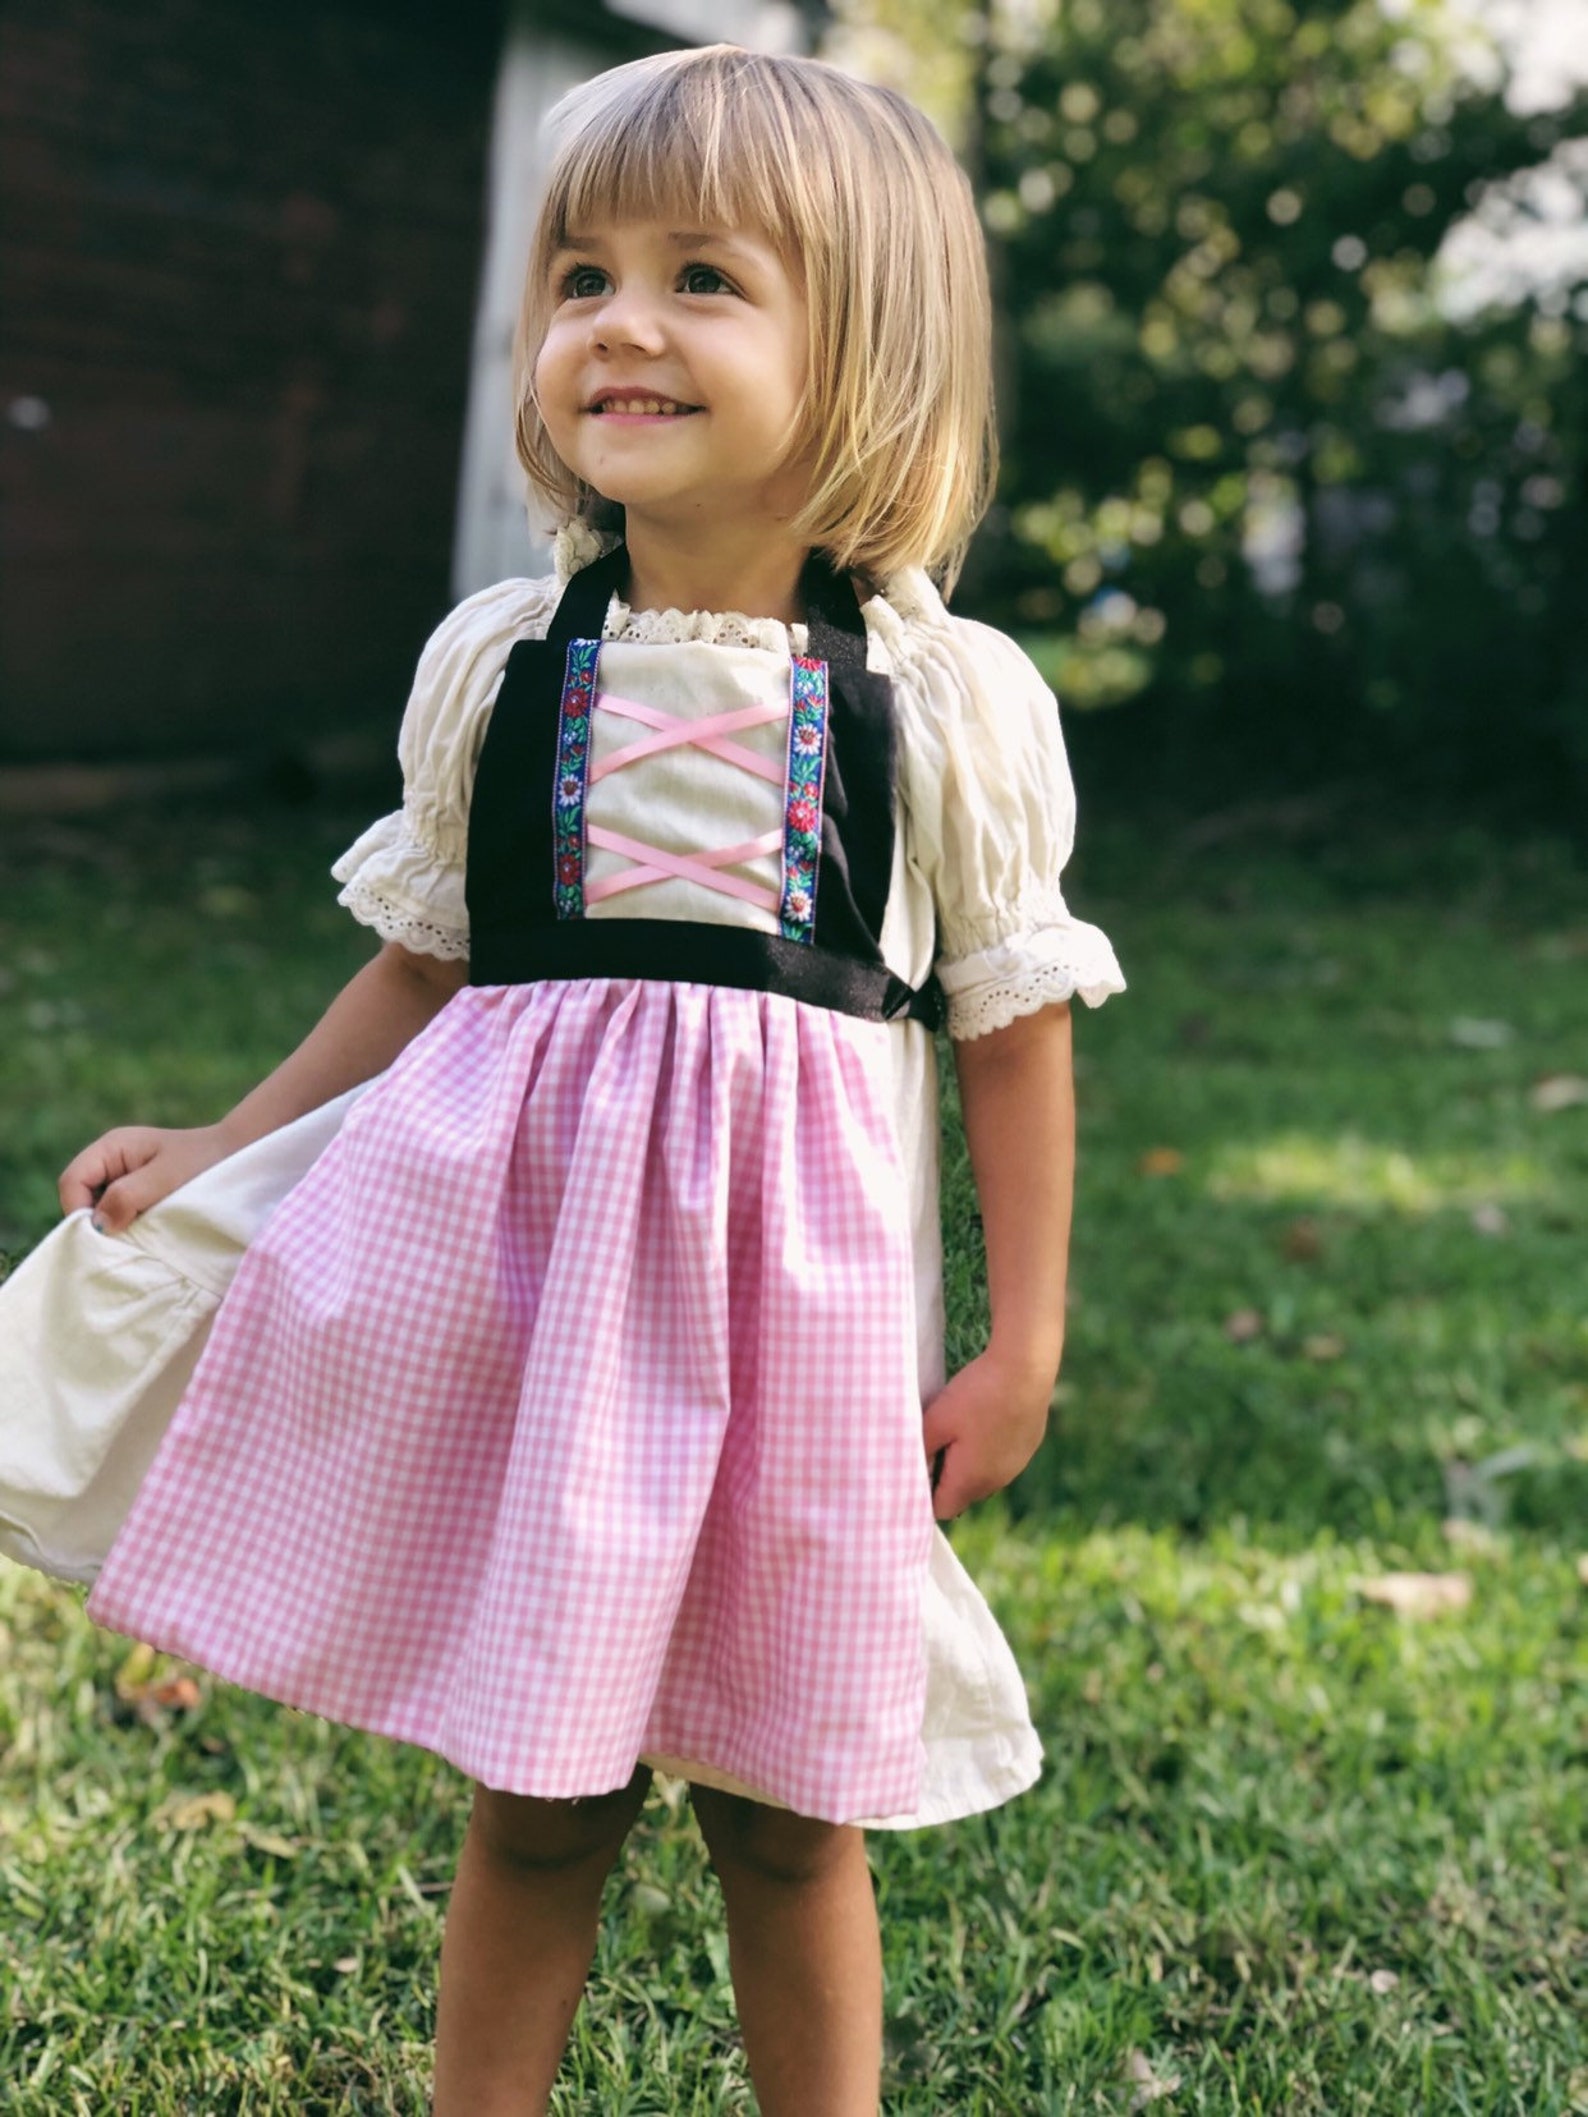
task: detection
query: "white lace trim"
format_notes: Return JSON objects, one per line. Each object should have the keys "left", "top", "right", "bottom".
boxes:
{"left": 603, "top": 597, "right": 809, "bottom": 654}
{"left": 946, "top": 960, "right": 1123, "bottom": 1040}
{"left": 334, "top": 876, "right": 471, "bottom": 961}
{"left": 553, "top": 520, "right": 613, "bottom": 581}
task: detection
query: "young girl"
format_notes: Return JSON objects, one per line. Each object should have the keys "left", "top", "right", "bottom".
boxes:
{"left": 0, "top": 43, "right": 1123, "bottom": 2114}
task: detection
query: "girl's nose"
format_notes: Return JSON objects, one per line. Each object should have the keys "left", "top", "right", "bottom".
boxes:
{"left": 590, "top": 285, "right": 666, "bottom": 355}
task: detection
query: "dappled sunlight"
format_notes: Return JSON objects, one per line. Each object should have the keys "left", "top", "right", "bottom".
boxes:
{"left": 1203, "top": 1130, "right": 1557, "bottom": 1213}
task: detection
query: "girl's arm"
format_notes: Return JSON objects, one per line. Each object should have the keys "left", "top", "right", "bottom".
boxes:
{"left": 59, "top": 941, "right": 468, "bottom": 1233}
{"left": 921, "top": 999, "right": 1074, "bottom": 1520}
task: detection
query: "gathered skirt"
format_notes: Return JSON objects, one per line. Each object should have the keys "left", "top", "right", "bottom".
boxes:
{"left": 84, "top": 979, "right": 950, "bottom": 1824}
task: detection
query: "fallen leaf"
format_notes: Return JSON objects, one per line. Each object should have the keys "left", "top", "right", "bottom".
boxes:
{"left": 1281, "top": 1216, "right": 1322, "bottom": 1262}
{"left": 1449, "top": 1016, "right": 1514, "bottom": 1049}
{"left": 154, "top": 1791, "right": 237, "bottom": 1833}
{"left": 127, "top": 1675, "right": 202, "bottom": 1714}
{"left": 1223, "top": 1307, "right": 1264, "bottom": 1343}
{"left": 1469, "top": 1202, "right": 1510, "bottom": 1237}
{"left": 1302, "top": 1332, "right": 1346, "bottom": 1362}
{"left": 1442, "top": 1518, "right": 1505, "bottom": 1557}
{"left": 237, "top": 1825, "right": 299, "bottom": 1859}
{"left": 1356, "top": 1572, "right": 1472, "bottom": 1620}
{"left": 1124, "top": 2048, "right": 1182, "bottom": 2108}
{"left": 334, "top": 1955, "right": 359, "bottom": 1974}
{"left": 113, "top": 1645, "right": 204, "bottom": 1723}
{"left": 1137, "top": 1147, "right": 1185, "bottom": 1177}
{"left": 1369, "top": 1967, "right": 1401, "bottom": 1995}
{"left": 1531, "top": 1073, "right": 1588, "bottom": 1114}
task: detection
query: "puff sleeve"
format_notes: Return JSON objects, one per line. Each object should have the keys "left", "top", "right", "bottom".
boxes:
{"left": 330, "top": 576, "right": 562, "bottom": 958}
{"left": 883, "top": 572, "right": 1126, "bottom": 1040}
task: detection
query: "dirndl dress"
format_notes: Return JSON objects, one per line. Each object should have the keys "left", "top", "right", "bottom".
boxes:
{"left": 2, "top": 540, "right": 1127, "bottom": 1828}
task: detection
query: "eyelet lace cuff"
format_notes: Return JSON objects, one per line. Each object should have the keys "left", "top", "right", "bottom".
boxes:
{"left": 331, "top": 812, "right": 471, "bottom": 960}
{"left": 334, "top": 878, "right": 472, "bottom": 961}
{"left": 938, "top": 921, "right": 1126, "bottom": 1039}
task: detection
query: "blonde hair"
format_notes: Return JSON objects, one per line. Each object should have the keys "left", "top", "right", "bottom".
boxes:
{"left": 512, "top": 44, "right": 996, "bottom": 592}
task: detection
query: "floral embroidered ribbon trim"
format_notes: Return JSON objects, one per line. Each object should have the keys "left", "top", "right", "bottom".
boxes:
{"left": 781, "top": 657, "right": 829, "bottom": 943}
{"left": 553, "top": 639, "right": 600, "bottom": 920}
{"left": 552, "top": 642, "right": 831, "bottom": 945}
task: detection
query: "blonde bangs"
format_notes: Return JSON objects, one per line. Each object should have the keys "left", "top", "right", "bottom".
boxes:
{"left": 514, "top": 46, "right": 996, "bottom": 592}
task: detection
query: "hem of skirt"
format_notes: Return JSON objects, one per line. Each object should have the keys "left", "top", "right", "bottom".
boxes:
{"left": 0, "top": 1522, "right": 100, "bottom": 1589}
{"left": 79, "top": 1596, "right": 957, "bottom": 1825}
{"left": 639, "top": 1752, "right": 791, "bottom": 1811}
{"left": 641, "top": 1727, "right": 1044, "bottom": 1832}
{"left": 854, "top": 1725, "right": 1045, "bottom": 1830}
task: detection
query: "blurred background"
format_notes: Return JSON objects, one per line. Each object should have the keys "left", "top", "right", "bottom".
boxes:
{"left": 3, "top": 0, "right": 1585, "bottom": 821}
{"left": 838, "top": 0, "right": 1588, "bottom": 824}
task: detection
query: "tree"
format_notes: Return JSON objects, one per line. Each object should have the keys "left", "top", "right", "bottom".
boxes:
{"left": 835, "top": 0, "right": 1588, "bottom": 808}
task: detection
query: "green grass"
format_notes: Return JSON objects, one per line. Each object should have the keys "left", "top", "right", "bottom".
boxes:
{"left": 2, "top": 800, "right": 1586, "bottom": 2113}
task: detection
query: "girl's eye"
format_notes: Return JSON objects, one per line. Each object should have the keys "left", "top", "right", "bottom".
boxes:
{"left": 680, "top": 263, "right": 733, "bottom": 296}
{"left": 561, "top": 265, "right": 609, "bottom": 300}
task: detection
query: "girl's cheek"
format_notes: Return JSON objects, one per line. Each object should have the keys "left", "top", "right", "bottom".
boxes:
{"left": 532, "top": 342, "right": 567, "bottom": 422}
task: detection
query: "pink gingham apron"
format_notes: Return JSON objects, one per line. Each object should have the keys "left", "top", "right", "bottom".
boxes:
{"left": 86, "top": 547, "right": 944, "bottom": 1824}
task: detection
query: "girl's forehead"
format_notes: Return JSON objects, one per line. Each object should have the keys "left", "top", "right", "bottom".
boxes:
{"left": 553, "top": 218, "right": 778, "bottom": 258}
{"left": 552, "top": 146, "right": 788, "bottom": 248}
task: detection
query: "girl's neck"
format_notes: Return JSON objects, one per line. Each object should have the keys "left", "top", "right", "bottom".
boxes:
{"left": 618, "top": 520, "right": 811, "bottom": 628}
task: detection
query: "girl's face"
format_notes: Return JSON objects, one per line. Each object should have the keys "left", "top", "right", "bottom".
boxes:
{"left": 534, "top": 219, "right": 810, "bottom": 543}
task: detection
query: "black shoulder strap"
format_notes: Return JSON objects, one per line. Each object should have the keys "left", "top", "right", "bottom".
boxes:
{"left": 799, "top": 548, "right": 871, "bottom": 676}
{"left": 547, "top": 537, "right": 870, "bottom": 671}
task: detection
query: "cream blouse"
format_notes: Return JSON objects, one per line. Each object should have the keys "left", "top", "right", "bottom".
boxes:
{"left": 331, "top": 526, "right": 1125, "bottom": 1043}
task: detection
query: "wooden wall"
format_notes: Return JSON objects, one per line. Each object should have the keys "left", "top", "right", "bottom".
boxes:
{"left": 0, "top": 0, "right": 503, "bottom": 763}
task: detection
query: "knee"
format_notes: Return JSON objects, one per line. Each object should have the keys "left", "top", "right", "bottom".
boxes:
{"left": 471, "top": 1765, "right": 651, "bottom": 1877}
{"left": 692, "top": 1786, "right": 864, "bottom": 1889}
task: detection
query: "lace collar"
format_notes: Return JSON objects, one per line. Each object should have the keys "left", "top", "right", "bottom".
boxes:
{"left": 550, "top": 518, "right": 940, "bottom": 655}
{"left": 602, "top": 597, "right": 809, "bottom": 654}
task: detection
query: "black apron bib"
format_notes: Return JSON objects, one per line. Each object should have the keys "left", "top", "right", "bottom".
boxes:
{"left": 464, "top": 543, "right": 943, "bottom": 1029}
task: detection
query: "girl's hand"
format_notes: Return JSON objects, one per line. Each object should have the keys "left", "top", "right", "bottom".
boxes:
{"left": 921, "top": 1346, "right": 1057, "bottom": 1522}
{"left": 53, "top": 942, "right": 465, "bottom": 1237}
{"left": 58, "top": 1124, "right": 235, "bottom": 1233}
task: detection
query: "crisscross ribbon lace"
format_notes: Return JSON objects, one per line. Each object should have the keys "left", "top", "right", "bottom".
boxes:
{"left": 552, "top": 639, "right": 831, "bottom": 945}
{"left": 584, "top": 691, "right": 786, "bottom": 912}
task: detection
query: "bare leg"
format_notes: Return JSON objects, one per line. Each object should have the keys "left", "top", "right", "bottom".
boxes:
{"left": 432, "top": 1766, "right": 651, "bottom": 2117}
{"left": 692, "top": 1785, "right": 882, "bottom": 2117}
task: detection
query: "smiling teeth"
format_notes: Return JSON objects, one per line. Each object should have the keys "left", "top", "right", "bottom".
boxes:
{"left": 597, "top": 398, "right": 690, "bottom": 415}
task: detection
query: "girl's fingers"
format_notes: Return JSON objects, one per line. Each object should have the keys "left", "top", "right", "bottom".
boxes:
{"left": 58, "top": 1163, "right": 100, "bottom": 1213}
{"left": 93, "top": 1166, "right": 165, "bottom": 1234}
{"left": 920, "top": 1391, "right": 962, "bottom": 1459}
{"left": 58, "top": 1132, "right": 159, "bottom": 1218}
{"left": 58, "top": 1144, "right": 122, "bottom": 1213}
{"left": 931, "top": 1450, "right": 989, "bottom": 1522}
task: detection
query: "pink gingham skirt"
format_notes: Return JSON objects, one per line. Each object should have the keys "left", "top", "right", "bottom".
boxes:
{"left": 86, "top": 980, "right": 936, "bottom": 1823}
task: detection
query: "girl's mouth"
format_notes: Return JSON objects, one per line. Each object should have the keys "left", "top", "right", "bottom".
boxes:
{"left": 587, "top": 396, "right": 701, "bottom": 417}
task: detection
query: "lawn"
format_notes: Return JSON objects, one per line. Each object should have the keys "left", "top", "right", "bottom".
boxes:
{"left": 1, "top": 796, "right": 1585, "bottom": 2114}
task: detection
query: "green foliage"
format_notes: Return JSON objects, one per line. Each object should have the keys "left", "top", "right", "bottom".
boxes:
{"left": 839, "top": 0, "right": 1588, "bottom": 807}
{"left": 2, "top": 802, "right": 1586, "bottom": 2109}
